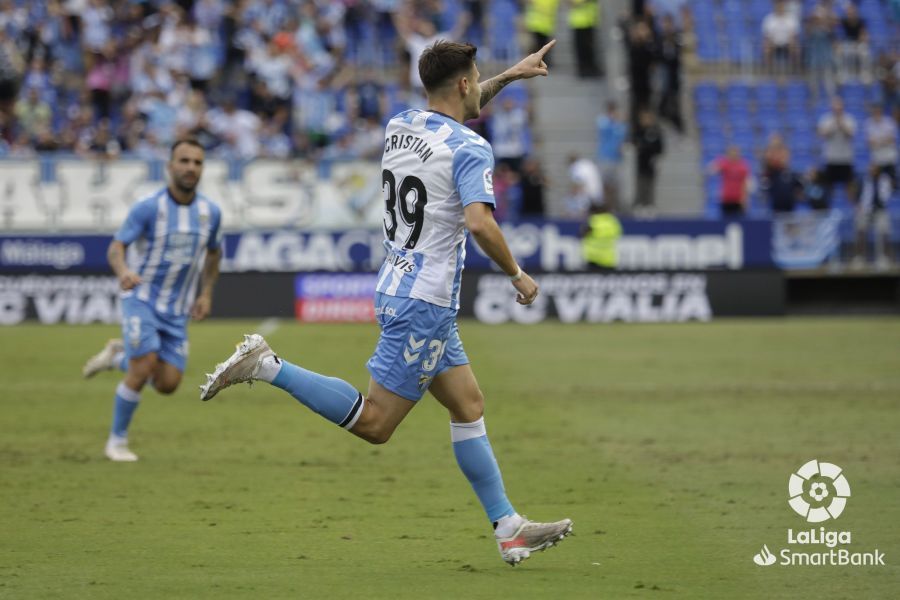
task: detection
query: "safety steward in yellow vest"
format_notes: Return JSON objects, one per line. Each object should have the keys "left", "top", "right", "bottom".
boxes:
{"left": 581, "top": 207, "right": 621, "bottom": 271}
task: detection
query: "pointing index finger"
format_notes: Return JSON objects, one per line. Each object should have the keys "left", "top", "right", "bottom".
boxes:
{"left": 537, "top": 39, "right": 557, "bottom": 57}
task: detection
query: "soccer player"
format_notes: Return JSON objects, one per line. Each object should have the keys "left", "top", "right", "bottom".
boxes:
{"left": 199, "top": 40, "right": 571, "bottom": 566}
{"left": 82, "top": 139, "right": 222, "bottom": 462}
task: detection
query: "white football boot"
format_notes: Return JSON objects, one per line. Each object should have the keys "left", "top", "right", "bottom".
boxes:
{"left": 82, "top": 339, "right": 124, "bottom": 378}
{"left": 496, "top": 518, "right": 573, "bottom": 566}
{"left": 104, "top": 435, "right": 138, "bottom": 462}
{"left": 199, "top": 334, "right": 275, "bottom": 401}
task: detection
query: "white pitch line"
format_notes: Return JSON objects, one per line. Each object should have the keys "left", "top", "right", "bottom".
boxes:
{"left": 256, "top": 318, "right": 281, "bottom": 337}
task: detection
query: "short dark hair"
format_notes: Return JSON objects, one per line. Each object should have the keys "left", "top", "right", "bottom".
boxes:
{"left": 170, "top": 138, "right": 204, "bottom": 158}
{"left": 418, "top": 40, "right": 477, "bottom": 93}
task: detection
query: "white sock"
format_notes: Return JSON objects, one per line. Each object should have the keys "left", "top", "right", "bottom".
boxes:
{"left": 256, "top": 354, "right": 282, "bottom": 383}
{"left": 494, "top": 513, "right": 525, "bottom": 538}
{"left": 107, "top": 433, "right": 128, "bottom": 445}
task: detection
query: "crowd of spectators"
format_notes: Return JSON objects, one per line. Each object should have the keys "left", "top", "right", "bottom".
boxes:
{"left": 762, "top": 0, "right": 875, "bottom": 86}
{"left": 0, "top": 1, "right": 515, "bottom": 164}
{"left": 610, "top": 0, "right": 686, "bottom": 216}
{"left": 0, "top": 0, "right": 548, "bottom": 217}
{"left": 689, "top": 1, "right": 899, "bottom": 267}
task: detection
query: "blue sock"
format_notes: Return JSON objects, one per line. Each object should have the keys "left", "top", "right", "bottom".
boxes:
{"left": 451, "top": 418, "right": 515, "bottom": 523}
{"left": 269, "top": 359, "right": 365, "bottom": 429}
{"left": 110, "top": 382, "right": 141, "bottom": 438}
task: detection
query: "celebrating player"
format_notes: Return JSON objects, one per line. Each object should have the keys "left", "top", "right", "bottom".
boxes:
{"left": 199, "top": 40, "right": 571, "bottom": 565}
{"left": 82, "top": 139, "right": 222, "bottom": 462}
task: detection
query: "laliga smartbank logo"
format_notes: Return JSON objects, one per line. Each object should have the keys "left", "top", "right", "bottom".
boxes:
{"left": 788, "top": 459, "right": 850, "bottom": 522}
{"left": 752, "top": 460, "right": 885, "bottom": 568}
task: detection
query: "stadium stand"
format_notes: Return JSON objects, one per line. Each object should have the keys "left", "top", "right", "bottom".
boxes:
{"left": 0, "top": 0, "right": 538, "bottom": 230}
{"left": 0, "top": 0, "right": 526, "bottom": 158}
{"left": 687, "top": 0, "right": 900, "bottom": 244}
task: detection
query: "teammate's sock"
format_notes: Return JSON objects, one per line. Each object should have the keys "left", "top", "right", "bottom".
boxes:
{"left": 450, "top": 417, "right": 516, "bottom": 525}
{"left": 494, "top": 513, "right": 526, "bottom": 538}
{"left": 113, "top": 350, "right": 127, "bottom": 372}
{"left": 266, "top": 357, "right": 365, "bottom": 429}
{"left": 110, "top": 381, "right": 141, "bottom": 438}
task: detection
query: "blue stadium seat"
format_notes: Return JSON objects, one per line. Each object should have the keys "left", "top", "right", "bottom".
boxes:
{"left": 694, "top": 83, "right": 720, "bottom": 111}
{"left": 789, "top": 139, "right": 815, "bottom": 158}
{"left": 755, "top": 82, "right": 781, "bottom": 109}
{"left": 704, "top": 198, "right": 721, "bottom": 220}
{"left": 784, "top": 82, "right": 810, "bottom": 105}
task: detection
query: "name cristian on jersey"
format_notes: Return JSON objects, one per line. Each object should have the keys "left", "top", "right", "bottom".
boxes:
{"left": 383, "top": 133, "right": 435, "bottom": 163}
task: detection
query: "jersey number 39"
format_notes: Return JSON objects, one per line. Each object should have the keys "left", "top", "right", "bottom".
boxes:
{"left": 383, "top": 169, "right": 428, "bottom": 250}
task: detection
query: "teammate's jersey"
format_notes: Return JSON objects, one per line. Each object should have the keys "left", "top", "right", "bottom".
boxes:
{"left": 375, "top": 109, "right": 496, "bottom": 309}
{"left": 114, "top": 187, "right": 223, "bottom": 317}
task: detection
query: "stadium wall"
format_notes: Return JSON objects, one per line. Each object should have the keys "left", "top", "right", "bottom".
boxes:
{"left": 0, "top": 270, "right": 786, "bottom": 326}
{"left": 4, "top": 159, "right": 896, "bottom": 321}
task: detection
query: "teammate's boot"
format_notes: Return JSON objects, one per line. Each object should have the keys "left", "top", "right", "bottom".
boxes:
{"left": 496, "top": 518, "right": 573, "bottom": 566}
{"left": 199, "top": 334, "right": 274, "bottom": 401}
{"left": 104, "top": 435, "right": 138, "bottom": 462}
{"left": 82, "top": 339, "right": 124, "bottom": 378}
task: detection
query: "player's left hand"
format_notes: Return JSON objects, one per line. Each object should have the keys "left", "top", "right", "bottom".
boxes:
{"left": 191, "top": 295, "right": 212, "bottom": 320}
{"left": 512, "top": 271, "right": 539, "bottom": 305}
{"left": 509, "top": 39, "right": 556, "bottom": 80}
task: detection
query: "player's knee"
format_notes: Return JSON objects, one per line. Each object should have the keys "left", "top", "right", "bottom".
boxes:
{"left": 363, "top": 429, "right": 392, "bottom": 445}
{"left": 357, "top": 420, "right": 395, "bottom": 445}
{"left": 352, "top": 411, "right": 395, "bottom": 445}
{"left": 153, "top": 379, "right": 179, "bottom": 395}
{"left": 454, "top": 387, "right": 484, "bottom": 423}
{"left": 126, "top": 355, "right": 158, "bottom": 385}
{"left": 470, "top": 387, "right": 485, "bottom": 418}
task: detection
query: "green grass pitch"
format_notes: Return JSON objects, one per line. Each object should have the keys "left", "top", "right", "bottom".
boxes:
{"left": 1, "top": 318, "right": 899, "bottom": 598}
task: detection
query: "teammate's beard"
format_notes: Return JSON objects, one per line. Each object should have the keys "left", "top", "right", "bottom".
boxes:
{"left": 173, "top": 175, "right": 198, "bottom": 195}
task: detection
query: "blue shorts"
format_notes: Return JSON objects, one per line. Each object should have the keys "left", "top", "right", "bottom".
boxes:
{"left": 120, "top": 296, "right": 189, "bottom": 372}
{"left": 366, "top": 293, "right": 469, "bottom": 401}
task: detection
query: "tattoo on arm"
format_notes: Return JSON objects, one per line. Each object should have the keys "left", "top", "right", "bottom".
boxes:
{"left": 479, "top": 74, "right": 511, "bottom": 109}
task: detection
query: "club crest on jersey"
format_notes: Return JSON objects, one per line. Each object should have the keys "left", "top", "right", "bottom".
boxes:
{"left": 483, "top": 168, "right": 494, "bottom": 195}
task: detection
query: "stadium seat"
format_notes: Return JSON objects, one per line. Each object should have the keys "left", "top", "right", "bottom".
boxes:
{"left": 694, "top": 83, "right": 720, "bottom": 112}
{"left": 784, "top": 82, "right": 810, "bottom": 105}
{"left": 755, "top": 82, "right": 781, "bottom": 110}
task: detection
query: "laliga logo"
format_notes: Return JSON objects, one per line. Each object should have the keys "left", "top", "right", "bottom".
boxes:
{"left": 752, "top": 461, "right": 884, "bottom": 568}
{"left": 788, "top": 460, "right": 851, "bottom": 523}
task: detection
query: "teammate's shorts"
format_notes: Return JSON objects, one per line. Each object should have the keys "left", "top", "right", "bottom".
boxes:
{"left": 366, "top": 292, "right": 469, "bottom": 401}
{"left": 120, "top": 296, "right": 189, "bottom": 372}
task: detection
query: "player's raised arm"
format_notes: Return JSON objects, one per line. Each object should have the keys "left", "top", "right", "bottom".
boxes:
{"left": 464, "top": 202, "right": 539, "bottom": 305}
{"left": 479, "top": 39, "right": 556, "bottom": 109}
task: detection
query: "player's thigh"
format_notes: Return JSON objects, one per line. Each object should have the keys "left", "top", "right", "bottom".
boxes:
{"left": 429, "top": 364, "right": 484, "bottom": 423}
{"left": 365, "top": 293, "right": 456, "bottom": 402}
{"left": 157, "top": 319, "right": 189, "bottom": 375}
{"left": 121, "top": 297, "right": 162, "bottom": 361}
{"left": 126, "top": 352, "right": 158, "bottom": 379}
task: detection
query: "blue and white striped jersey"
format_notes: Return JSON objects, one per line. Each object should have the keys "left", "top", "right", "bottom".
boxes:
{"left": 114, "top": 188, "right": 223, "bottom": 317}
{"left": 375, "top": 109, "right": 496, "bottom": 309}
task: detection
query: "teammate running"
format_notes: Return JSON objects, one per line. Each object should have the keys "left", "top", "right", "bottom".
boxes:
{"left": 199, "top": 40, "right": 571, "bottom": 566}
{"left": 83, "top": 139, "right": 222, "bottom": 462}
